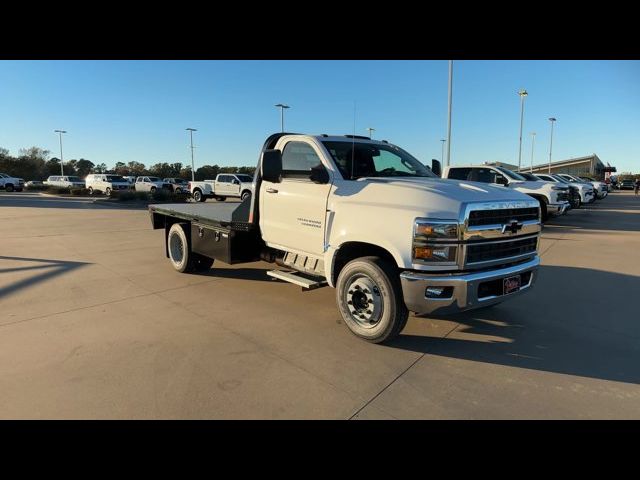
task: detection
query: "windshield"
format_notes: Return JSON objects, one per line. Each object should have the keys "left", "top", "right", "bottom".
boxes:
{"left": 236, "top": 175, "right": 253, "bottom": 182}
{"left": 322, "top": 141, "right": 435, "bottom": 180}
{"left": 519, "top": 173, "right": 538, "bottom": 181}
{"left": 106, "top": 175, "right": 125, "bottom": 182}
{"left": 552, "top": 175, "right": 570, "bottom": 184}
{"left": 494, "top": 166, "right": 526, "bottom": 181}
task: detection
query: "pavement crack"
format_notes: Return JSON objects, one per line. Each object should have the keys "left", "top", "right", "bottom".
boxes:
{"left": 348, "top": 321, "right": 461, "bottom": 420}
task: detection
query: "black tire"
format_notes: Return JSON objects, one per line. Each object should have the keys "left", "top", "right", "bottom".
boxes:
{"left": 150, "top": 186, "right": 157, "bottom": 193}
{"left": 105, "top": 187, "right": 112, "bottom": 196}
{"left": 88, "top": 187, "right": 94, "bottom": 195}
{"left": 539, "top": 199, "right": 548, "bottom": 222}
{"left": 215, "top": 196, "right": 226, "bottom": 202}
{"left": 241, "top": 190, "right": 251, "bottom": 201}
{"left": 193, "top": 189, "right": 204, "bottom": 202}
{"left": 336, "top": 256, "right": 409, "bottom": 344}
{"left": 167, "top": 223, "right": 195, "bottom": 273}
{"left": 5, "top": 184, "right": 14, "bottom": 192}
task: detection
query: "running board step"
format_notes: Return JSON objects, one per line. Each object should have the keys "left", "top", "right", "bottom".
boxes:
{"left": 267, "top": 270, "right": 328, "bottom": 290}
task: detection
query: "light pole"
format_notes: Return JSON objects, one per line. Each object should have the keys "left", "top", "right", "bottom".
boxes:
{"left": 517, "top": 89, "right": 528, "bottom": 171}
{"left": 529, "top": 132, "right": 536, "bottom": 173}
{"left": 54, "top": 130, "right": 67, "bottom": 176}
{"left": 440, "top": 139, "right": 446, "bottom": 164}
{"left": 446, "top": 60, "right": 453, "bottom": 166}
{"left": 274, "top": 104, "right": 290, "bottom": 132}
{"left": 186, "top": 128, "right": 197, "bottom": 182}
{"left": 548, "top": 117, "right": 557, "bottom": 173}
{"left": 366, "top": 127, "right": 375, "bottom": 139}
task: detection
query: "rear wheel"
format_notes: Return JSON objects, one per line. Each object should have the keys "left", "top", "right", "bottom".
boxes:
{"left": 241, "top": 190, "right": 251, "bottom": 201}
{"left": 105, "top": 187, "right": 112, "bottom": 196}
{"left": 168, "top": 223, "right": 194, "bottom": 273}
{"left": 336, "top": 256, "right": 408, "bottom": 344}
{"left": 193, "top": 189, "right": 204, "bottom": 202}
{"left": 88, "top": 187, "right": 94, "bottom": 195}
{"left": 5, "top": 184, "right": 14, "bottom": 192}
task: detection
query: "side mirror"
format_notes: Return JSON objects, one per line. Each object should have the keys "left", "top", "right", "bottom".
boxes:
{"left": 310, "top": 164, "right": 330, "bottom": 184}
{"left": 262, "top": 149, "right": 282, "bottom": 183}
{"left": 430, "top": 159, "right": 442, "bottom": 177}
{"left": 496, "top": 175, "right": 508, "bottom": 186}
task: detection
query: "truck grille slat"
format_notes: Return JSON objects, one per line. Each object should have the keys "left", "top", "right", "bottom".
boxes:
{"left": 466, "top": 237, "right": 538, "bottom": 264}
{"left": 468, "top": 207, "right": 538, "bottom": 226}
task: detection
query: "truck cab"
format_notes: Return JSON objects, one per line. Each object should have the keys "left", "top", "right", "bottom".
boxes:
{"left": 150, "top": 133, "right": 542, "bottom": 344}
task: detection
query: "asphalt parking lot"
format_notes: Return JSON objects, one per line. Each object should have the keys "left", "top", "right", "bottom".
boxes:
{"left": 1, "top": 191, "right": 639, "bottom": 419}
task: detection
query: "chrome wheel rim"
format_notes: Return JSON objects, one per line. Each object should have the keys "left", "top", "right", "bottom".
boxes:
{"left": 344, "top": 274, "right": 383, "bottom": 328}
{"left": 169, "top": 232, "right": 184, "bottom": 265}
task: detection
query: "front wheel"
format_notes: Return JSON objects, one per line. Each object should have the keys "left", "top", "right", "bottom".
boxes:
{"left": 539, "top": 199, "right": 548, "bottom": 222}
{"left": 241, "top": 191, "right": 251, "bottom": 201}
{"left": 105, "top": 187, "right": 112, "bottom": 196}
{"left": 5, "top": 184, "right": 14, "bottom": 192}
{"left": 336, "top": 256, "right": 409, "bottom": 344}
{"left": 88, "top": 187, "right": 94, "bottom": 195}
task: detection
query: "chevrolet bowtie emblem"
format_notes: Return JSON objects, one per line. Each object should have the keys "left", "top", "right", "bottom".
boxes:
{"left": 501, "top": 220, "right": 523, "bottom": 234}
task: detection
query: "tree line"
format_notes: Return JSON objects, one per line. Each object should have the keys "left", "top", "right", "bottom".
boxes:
{"left": 0, "top": 146, "right": 256, "bottom": 181}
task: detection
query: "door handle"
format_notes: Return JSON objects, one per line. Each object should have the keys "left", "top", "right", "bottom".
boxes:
{"left": 266, "top": 188, "right": 278, "bottom": 193}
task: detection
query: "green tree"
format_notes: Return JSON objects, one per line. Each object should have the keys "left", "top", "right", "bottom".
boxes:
{"left": 195, "top": 165, "right": 220, "bottom": 181}
{"left": 93, "top": 163, "right": 107, "bottom": 173}
{"left": 75, "top": 159, "right": 95, "bottom": 177}
{"left": 127, "top": 161, "right": 146, "bottom": 175}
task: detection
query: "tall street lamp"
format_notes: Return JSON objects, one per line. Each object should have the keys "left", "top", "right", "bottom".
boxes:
{"left": 548, "top": 117, "right": 557, "bottom": 173}
{"left": 529, "top": 132, "right": 536, "bottom": 173}
{"left": 517, "top": 89, "right": 528, "bottom": 171}
{"left": 445, "top": 60, "right": 453, "bottom": 166}
{"left": 366, "top": 127, "right": 375, "bottom": 139}
{"left": 274, "top": 104, "right": 290, "bottom": 132}
{"left": 440, "top": 139, "right": 446, "bottom": 164}
{"left": 186, "top": 128, "right": 197, "bottom": 182}
{"left": 54, "top": 130, "right": 67, "bottom": 176}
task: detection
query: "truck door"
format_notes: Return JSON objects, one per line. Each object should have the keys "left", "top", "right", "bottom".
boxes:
{"left": 260, "top": 140, "right": 332, "bottom": 257}
{"left": 215, "top": 175, "right": 229, "bottom": 195}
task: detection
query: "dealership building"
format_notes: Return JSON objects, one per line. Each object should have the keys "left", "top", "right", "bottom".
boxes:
{"left": 526, "top": 154, "right": 616, "bottom": 180}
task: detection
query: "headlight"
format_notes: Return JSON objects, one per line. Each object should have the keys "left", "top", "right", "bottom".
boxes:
{"left": 414, "top": 221, "right": 459, "bottom": 239}
{"left": 413, "top": 220, "right": 459, "bottom": 263}
{"left": 550, "top": 185, "right": 566, "bottom": 191}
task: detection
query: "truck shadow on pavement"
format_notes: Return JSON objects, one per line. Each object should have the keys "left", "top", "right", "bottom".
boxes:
{"left": 391, "top": 264, "right": 640, "bottom": 385}
{"left": 542, "top": 194, "right": 640, "bottom": 233}
{"left": 0, "top": 255, "right": 90, "bottom": 299}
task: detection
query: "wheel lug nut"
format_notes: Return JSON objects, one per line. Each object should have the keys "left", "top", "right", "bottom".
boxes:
{"left": 366, "top": 310, "right": 372, "bottom": 314}
{"left": 347, "top": 300, "right": 352, "bottom": 305}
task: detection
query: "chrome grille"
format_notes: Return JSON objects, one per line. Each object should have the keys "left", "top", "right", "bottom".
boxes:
{"left": 466, "top": 236, "right": 538, "bottom": 265}
{"left": 556, "top": 191, "right": 570, "bottom": 202}
{"left": 468, "top": 207, "right": 539, "bottom": 227}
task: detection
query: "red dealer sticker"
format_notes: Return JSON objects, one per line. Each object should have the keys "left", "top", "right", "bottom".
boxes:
{"left": 503, "top": 275, "right": 521, "bottom": 295}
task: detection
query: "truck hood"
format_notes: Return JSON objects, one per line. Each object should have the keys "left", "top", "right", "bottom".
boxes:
{"left": 341, "top": 177, "right": 536, "bottom": 219}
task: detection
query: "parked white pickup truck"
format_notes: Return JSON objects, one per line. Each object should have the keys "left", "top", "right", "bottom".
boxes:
{"left": 0, "top": 173, "right": 25, "bottom": 192}
{"left": 443, "top": 165, "right": 570, "bottom": 221}
{"left": 189, "top": 173, "right": 254, "bottom": 202}
{"left": 149, "top": 133, "right": 542, "bottom": 344}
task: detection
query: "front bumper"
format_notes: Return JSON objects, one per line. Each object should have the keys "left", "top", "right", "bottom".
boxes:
{"left": 547, "top": 201, "right": 570, "bottom": 216}
{"left": 400, "top": 256, "right": 540, "bottom": 315}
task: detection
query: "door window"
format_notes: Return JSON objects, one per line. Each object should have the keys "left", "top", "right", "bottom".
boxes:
{"left": 281, "top": 141, "right": 323, "bottom": 179}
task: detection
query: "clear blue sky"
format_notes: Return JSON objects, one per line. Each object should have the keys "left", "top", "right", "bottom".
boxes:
{"left": 1, "top": 60, "right": 638, "bottom": 173}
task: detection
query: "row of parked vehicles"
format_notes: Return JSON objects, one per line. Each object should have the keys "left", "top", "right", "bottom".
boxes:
{"left": 146, "top": 133, "right": 612, "bottom": 345}
{"left": 37, "top": 173, "right": 255, "bottom": 201}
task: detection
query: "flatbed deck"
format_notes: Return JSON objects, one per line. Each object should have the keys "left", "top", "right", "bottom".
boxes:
{"left": 149, "top": 200, "right": 253, "bottom": 231}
